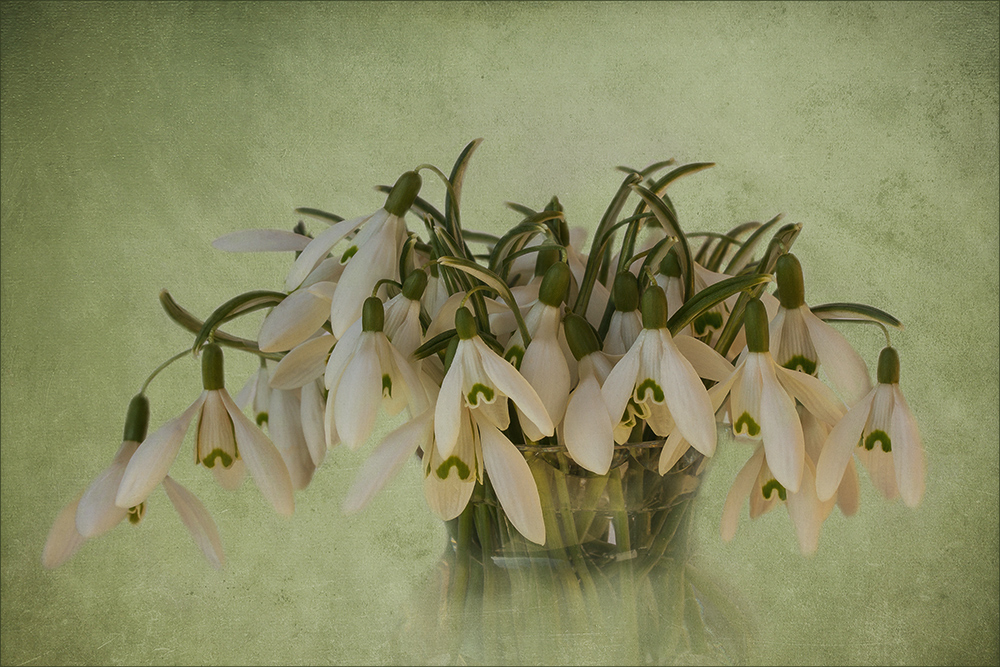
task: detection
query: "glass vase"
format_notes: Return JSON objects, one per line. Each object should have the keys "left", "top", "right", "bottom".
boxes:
{"left": 398, "top": 441, "right": 750, "bottom": 666}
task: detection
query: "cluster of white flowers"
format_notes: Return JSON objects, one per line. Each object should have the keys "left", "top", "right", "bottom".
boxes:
{"left": 44, "top": 147, "right": 925, "bottom": 568}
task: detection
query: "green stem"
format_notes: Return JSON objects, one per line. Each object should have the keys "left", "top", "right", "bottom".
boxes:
{"left": 139, "top": 349, "right": 191, "bottom": 394}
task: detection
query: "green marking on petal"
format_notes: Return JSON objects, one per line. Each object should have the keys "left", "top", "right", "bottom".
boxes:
{"left": 382, "top": 374, "right": 392, "bottom": 398}
{"left": 734, "top": 412, "right": 761, "bottom": 437}
{"left": 762, "top": 479, "right": 787, "bottom": 501}
{"left": 256, "top": 412, "right": 268, "bottom": 426}
{"left": 202, "top": 449, "right": 234, "bottom": 469}
{"left": 864, "top": 430, "right": 891, "bottom": 452}
{"left": 693, "top": 311, "right": 724, "bottom": 336}
{"left": 505, "top": 346, "right": 524, "bottom": 370}
{"left": 783, "top": 355, "right": 817, "bottom": 375}
{"left": 340, "top": 246, "right": 358, "bottom": 264}
{"left": 635, "top": 378, "right": 665, "bottom": 404}
{"left": 436, "top": 456, "right": 471, "bottom": 481}
{"left": 467, "top": 383, "right": 495, "bottom": 407}
{"left": 127, "top": 503, "right": 146, "bottom": 525}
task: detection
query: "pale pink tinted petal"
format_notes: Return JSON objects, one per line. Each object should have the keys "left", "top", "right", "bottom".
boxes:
{"left": 270, "top": 389, "right": 315, "bottom": 490}
{"left": 162, "top": 475, "right": 225, "bottom": 569}
{"left": 42, "top": 493, "right": 87, "bottom": 569}
{"left": 258, "top": 289, "right": 332, "bottom": 353}
{"left": 220, "top": 390, "right": 294, "bottom": 516}
{"left": 300, "top": 380, "right": 327, "bottom": 467}
{"left": 270, "top": 335, "right": 335, "bottom": 390}
{"left": 433, "top": 348, "right": 466, "bottom": 458}
{"left": 801, "top": 307, "right": 872, "bottom": 404}
{"left": 721, "top": 446, "right": 765, "bottom": 541}
{"left": 837, "top": 458, "right": 861, "bottom": 517}
{"left": 117, "top": 393, "right": 206, "bottom": 508}
{"left": 758, "top": 359, "right": 804, "bottom": 493}
{"left": 343, "top": 413, "right": 431, "bottom": 514}
{"left": 563, "top": 374, "right": 614, "bottom": 475}
{"left": 480, "top": 421, "right": 546, "bottom": 545}
{"left": 891, "top": 386, "right": 925, "bottom": 508}
{"left": 865, "top": 447, "right": 899, "bottom": 501}
{"left": 673, "top": 334, "right": 735, "bottom": 382}
{"left": 658, "top": 429, "right": 690, "bottom": 475}
{"left": 212, "top": 459, "right": 246, "bottom": 490}
{"left": 285, "top": 213, "right": 370, "bottom": 291}
{"left": 334, "top": 335, "right": 382, "bottom": 450}
{"left": 77, "top": 441, "right": 138, "bottom": 538}
{"left": 476, "top": 338, "right": 553, "bottom": 438}
{"left": 815, "top": 388, "right": 876, "bottom": 501}
{"left": 212, "top": 229, "right": 312, "bottom": 253}
{"left": 785, "top": 459, "right": 823, "bottom": 555}
{"left": 775, "top": 365, "right": 847, "bottom": 426}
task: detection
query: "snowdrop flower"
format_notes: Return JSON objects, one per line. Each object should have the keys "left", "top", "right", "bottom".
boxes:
{"left": 603, "top": 272, "right": 643, "bottom": 356}
{"left": 284, "top": 171, "right": 422, "bottom": 338}
{"left": 324, "top": 297, "right": 427, "bottom": 450}
{"left": 816, "top": 346, "right": 925, "bottom": 507}
{"left": 769, "top": 253, "right": 872, "bottom": 404}
{"left": 435, "top": 306, "right": 554, "bottom": 458}
{"left": 268, "top": 333, "right": 336, "bottom": 392}
{"left": 383, "top": 269, "right": 428, "bottom": 361}
{"left": 258, "top": 280, "right": 337, "bottom": 354}
{"left": 601, "top": 287, "right": 718, "bottom": 457}
{"left": 562, "top": 313, "right": 617, "bottom": 475}
{"left": 116, "top": 344, "right": 295, "bottom": 516}
{"left": 654, "top": 252, "right": 731, "bottom": 340}
{"left": 43, "top": 394, "right": 225, "bottom": 569}
{"left": 503, "top": 262, "right": 572, "bottom": 441}
{"left": 709, "top": 298, "right": 847, "bottom": 493}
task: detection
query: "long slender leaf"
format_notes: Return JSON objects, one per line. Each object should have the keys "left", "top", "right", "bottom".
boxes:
{"left": 413, "top": 328, "right": 457, "bottom": 360}
{"left": 632, "top": 184, "right": 695, "bottom": 301}
{"left": 667, "top": 273, "right": 773, "bottom": 336}
{"left": 615, "top": 158, "right": 677, "bottom": 179}
{"left": 293, "top": 207, "right": 344, "bottom": 225}
{"left": 810, "top": 302, "right": 903, "bottom": 329}
{"left": 159, "top": 290, "right": 282, "bottom": 360}
{"left": 192, "top": 290, "right": 286, "bottom": 354}
{"left": 438, "top": 256, "right": 532, "bottom": 346}
{"left": 724, "top": 213, "right": 784, "bottom": 274}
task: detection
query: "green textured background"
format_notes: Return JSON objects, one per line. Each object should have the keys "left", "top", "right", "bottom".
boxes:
{"left": 2, "top": 2, "right": 997, "bottom": 665}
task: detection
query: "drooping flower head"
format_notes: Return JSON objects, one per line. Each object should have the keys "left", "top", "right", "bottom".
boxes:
{"left": 816, "top": 346, "right": 925, "bottom": 507}
{"left": 562, "top": 312, "right": 617, "bottom": 475}
{"left": 603, "top": 272, "right": 643, "bottom": 356}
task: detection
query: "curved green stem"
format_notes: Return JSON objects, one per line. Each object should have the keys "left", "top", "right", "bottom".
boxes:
{"left": 139, "top": 349, "right": 192, "bottom": 394}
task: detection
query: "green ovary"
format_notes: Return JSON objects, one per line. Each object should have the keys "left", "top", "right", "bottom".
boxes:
{"left": 635, "top": 378, "right": 664, "bottom": 404}
{"left": 762, "top": 479, "right": 787, "bottom": 501}
{"left": 864, "top": 430, "right": 891, "bottom": 452}
{"left": 734, "top": 412, "right": 761, "bottom": 437}
{"left": 783, "top": 355, "right": 817, "bottom": 375}
{"left": 436, "top": 456, "right": 471, "bottom": 481}
{"left": 467, "top": 383, "right": 494, "bottom": 407}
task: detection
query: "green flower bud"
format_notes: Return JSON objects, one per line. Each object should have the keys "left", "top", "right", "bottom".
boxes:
{"left": 201, "top": 343, "right": 225, "bottom": 391}
{"left": 877, "top": 346, "right": 900, "bottom": 385}
{"left": 402, "top": 269, "right": 428, "bottom": 301}
{"left": 539, "top": 262, "right": 571, "bottom": 307}
{"left": 775, "top": 253, "right": 805, "bottom": 309}
{"left": 383, "top": 171, "right": 422, "bottom": 217}
{"left": 640, "top": 287, "right": 668, "bottom": 330}
{"left": 362, "top": 297, "right": 385, "bottom": 332}
{"left": 744, "top": 298, "right": 770, "bottom": 353}
{"left": 122, "top": 393, "right": 150, "bottom": 443}
{"left": 455, "top": 306, "right": 477, "bottom": 340}
{"left": 658, "top": 251, "right": 681, "bottom": 278}
{"left": 612, "top": 272, "right": 640, "bottom": 313}
{"left": 563, "top": 312, "right": 600, "bottom": 361}
{"left": 534, "top": 246, "right": 559, "bottom": 277}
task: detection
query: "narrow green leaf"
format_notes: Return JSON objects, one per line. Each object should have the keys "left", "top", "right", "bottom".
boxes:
{"left": 499, "top": 243, "right": 568, "bottom": 270}
{"left": 487, "top": 215, "right": 559, "bottom": 276}
{"left": 668, "top": 273, "right": 773, "bottom": 336}
{"left": 413, "top": 329, "right": 457, "bottom": 360}
{"left": 159, "top": 290, "right": 282, "bottom": 360}
{"left": 632, "top": 184, "right": 695, "bottom": 300}
{"left": 438, "top": 256, "right": 532, "bottom": 346}
{"left": 462, "top": 230, "right": 501, "bottom": 245}
{"left": 505, "top": 201, "right": 537, "bottom": 217}
{"left": 615, "top": 158, "right": 677, "bottom": 179}
{"left": 810, "top": 302, "right": 903, "bottom": 329}
{"left": 293, "top": 207, "right": 344, "bottom": 225}
{"left": 192, "top": 290, "right": 286, "bottom": 354}
{"left": 647, "top": 162, "right": 715, "bottom": 193}
{"left": 724, "top": 213, "right": 784, "bottom": 274}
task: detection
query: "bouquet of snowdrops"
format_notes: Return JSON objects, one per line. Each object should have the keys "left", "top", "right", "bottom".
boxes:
{"left": 43, "top": 140, "right": 925, "bottom": 662}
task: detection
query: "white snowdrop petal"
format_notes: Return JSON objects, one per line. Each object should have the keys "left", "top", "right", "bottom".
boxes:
{"left": 600, "top": 341, "right": 643, "bottom": 429}
{"left": 730, "top": 356, "right": 762, "bottom": 439}
{"left": 220, "top": 390, "right": 295, "bottom": 517}
{"left": 334, "top": 335, "right": 383, "bottom": 450}
{"left": 721, "top": 446, "right": 765, "bottom": 541}
{"left": 300, "top": 380, "right": 327, "bottom": 467}
{"left": 306, "top": 280, "right": 337, "bottom": 301}
{"left": 212, "top": 459, "right": 246, "bottom": 490}
{"left": 479, "top": 421, "right": 546, "bottom": 545}
{"left": 476, "top": 338, "right": 553, "bottom": 438}
{"left": 269, "top": 389, "right": 315, "bottom": 490}
{"left": 520, "top": 334, "right": 570, "bottom": 428}
{"left": 659, "top": 331, "right": 717, "bottom": 456}
{"left": 433, "top": 346, "right": 466, "bottom": 458}
{"left": 564, "top": 374, "right": 614, "bottom": 475}
{"left": 285, "top": 213, "right": 372, "bottom": 291}
{"left": 836, "top": 458, "right": 861, "bottom": 517}
{"left": 42, "top": 493, "right": 87, "bottom": 569}
{"left": 801, "top": 306, "right": 872, "bottom": 404}
{"left": 891, "top": 386, "right": 926, "bottom": 508}
{"left": 767, "top": 306, "right": 786, "bottom": 354}
{"left": 162, "top": 475, "right": 225, "bottom": 569}
{"left": 271, "top": 335, "right": 335, "bottom": 390}
{"left": 117, "top": 393, "right": 206, "bottom": 509}
{"left": 658, "top": 429, "right": 690, "bottom": 475}
{"left": 758, "top": 358, "right": 805, "bottom": 493}
{"left": 328, "top": 217, "right": 399, "bottom": 338}
{"left": 785, "top": 459, "right": 823, "bottom": 556}
{"left": 815, "top": 388, "right": 876, "bottom": 501}
{"left": 343, "top": 413, "right": 431, "bottom": 515}
{"left": 258, "top": 289, "right": 332, "bottom": 353}
{"left": 673, "top": 334, "right": 735, "bottom": 382}
{"left": 212, "top": 229, "right": 312, "bottom": 253}
{"left": 775, "top": 365, "right": 847, "bottom": 426}
{"left": 76, "top": 441, "right": 138, "bottom": 538}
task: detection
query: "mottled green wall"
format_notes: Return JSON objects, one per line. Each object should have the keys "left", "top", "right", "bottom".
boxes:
{"left": 2, "top": 2, "right": 997, "bottom": 665}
